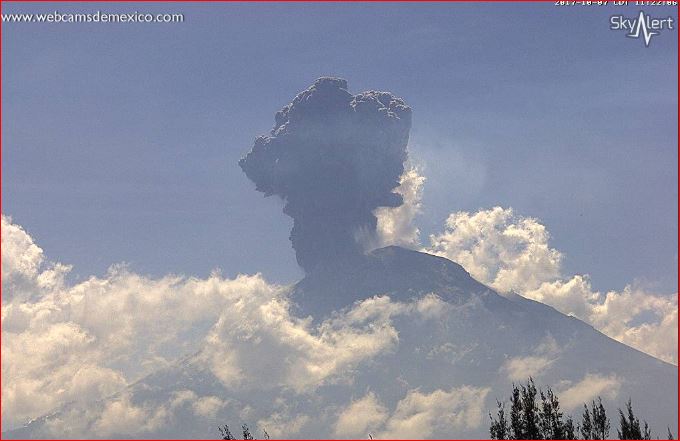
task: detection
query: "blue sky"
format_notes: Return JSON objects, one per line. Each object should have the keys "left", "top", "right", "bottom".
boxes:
{"left": 2, "top": 1, "right": 677, "bottom": 295}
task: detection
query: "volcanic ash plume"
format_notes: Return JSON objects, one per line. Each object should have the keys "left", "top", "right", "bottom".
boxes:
{"left": 239, "top": 77, "right": 412, "bottom": 272}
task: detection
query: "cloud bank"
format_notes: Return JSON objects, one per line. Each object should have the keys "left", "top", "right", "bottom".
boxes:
{"left": 1, "top": 216, "right": 284, "bottom": 429}
{"left": 239, "top": 77, "right": 412, "bottom": 272}
{"left": 426, "top": 207, "right": 678, "bottom": 363}
{"left": 2, "top": 216, "right": 490, "bottom": 437}
{"left": 373, "top": 178, "right": 676, "bottom": 364}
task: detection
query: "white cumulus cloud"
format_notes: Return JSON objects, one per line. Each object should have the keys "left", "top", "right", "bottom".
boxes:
{"left": 333, "top": 386, "right": 490, "bottom": 440}
{"left": 201, "top": 293, "right": 400, "bottom": 393}
{"left": 558, "top": 374, "right": 622, "bottom": 411}
{"left": 501, "top": 336, "right": 561, "bottom": 381}
{"left": 426, "top": 207, "right": 677, "bottom": 364}
{"left": 0, "top": 215, "right": 451, "bottom": 434}
{"left": 334, "top": 392, "right": 389, "bottom": 438}
{"left": 374, "top": 166, "right": 426, "bottom": 249}
{"left": 377, "top": 386, "right": 490, "bottom": 439}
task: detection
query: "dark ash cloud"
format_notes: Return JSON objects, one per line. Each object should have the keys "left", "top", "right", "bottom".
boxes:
{"left": 239, "top": 77, "right": 412, "bottom": 272}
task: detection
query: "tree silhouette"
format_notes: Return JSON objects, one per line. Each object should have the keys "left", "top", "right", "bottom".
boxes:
{"left": 509, "top": 384, "right": 524, "bottom": 439}
{"left": 617, "top": 399, "right": 651, "bottom": 440}
{"left": 242, "top": 424, "right": 254, "bottom": 440}
{"left": 219, "top": 425, "right": 234, "bottom": 440}
{"left": 490, "top": 400, "right": 510, "bottom": 440}
{"left": 486, "top": 379, "right": 674, "bottom": 441}
{"left": 580, "top": 402, "right": 594, "bottom": 440}
{"left": 491, "top": 379, "right": 577, "bottom": 440}
{"left": 591, "top": 397, "right": 610, "bottom": 439}
{"left": 218, "top": 423, "right": 268, "bottom": 440}
{"left": 563, "top": 416, "right": 576, "bottom": 440}
{"left": 521, "top": 378, "right": 541, "bottom": 439}
{"left": 539, "top": 387, "right": 565, "bottom": 439}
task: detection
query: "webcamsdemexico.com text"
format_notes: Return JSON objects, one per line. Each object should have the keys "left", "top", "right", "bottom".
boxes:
{"left": 1, "top": 11, "right": 184, "bottom": 24}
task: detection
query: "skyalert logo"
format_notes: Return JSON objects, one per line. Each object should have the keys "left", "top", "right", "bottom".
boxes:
{"left": 610, "top": 10, "right": 674, "bottom": 47}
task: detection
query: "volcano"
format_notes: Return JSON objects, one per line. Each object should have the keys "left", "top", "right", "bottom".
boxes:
{"left": 4, "top": 79, "right": 676, "bottom": 439}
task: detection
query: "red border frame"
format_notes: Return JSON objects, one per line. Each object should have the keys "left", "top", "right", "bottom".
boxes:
{"left": 0, "top": 1, "right": 677, "bottom": 440}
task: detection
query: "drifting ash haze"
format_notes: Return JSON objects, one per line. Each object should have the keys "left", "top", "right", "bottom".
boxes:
{"left": 2, "top": 79, "right": 677, "bottom": 439}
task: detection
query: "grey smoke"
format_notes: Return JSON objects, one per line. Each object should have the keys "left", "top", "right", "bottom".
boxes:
{"left": 239, "top": 78, "right": 412, "bottom": 272}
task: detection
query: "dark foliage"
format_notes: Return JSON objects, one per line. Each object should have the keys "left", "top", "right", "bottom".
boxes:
{"left": 218, "top": 423, "right": 268, "bottom": 440}
{"left": 617, "top": 399, "right": 651, "bottom": 440}
{"left": 490, "top": 379, "right": 674, "bottom": 440}
{"left": 581, "top": 403, "right": 594, "bottom": 440}
{"left": 490, "top": 401, "right": 510, "bottom": 440}
{"left": 490, "top": 378, "right": 575, "bottom": 440}
{"left": 591, "top": 397, "right": 611, "bottom": 440}
{"left": 219, "top": 425, "right": 234, "bottom": 440}
{"left": 242, "top": 424, "right": 253, "bottom": 440}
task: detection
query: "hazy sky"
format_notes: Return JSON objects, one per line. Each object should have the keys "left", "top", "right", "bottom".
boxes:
{"left": 2, "top": 2, "right": 677, "bottom": 295}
